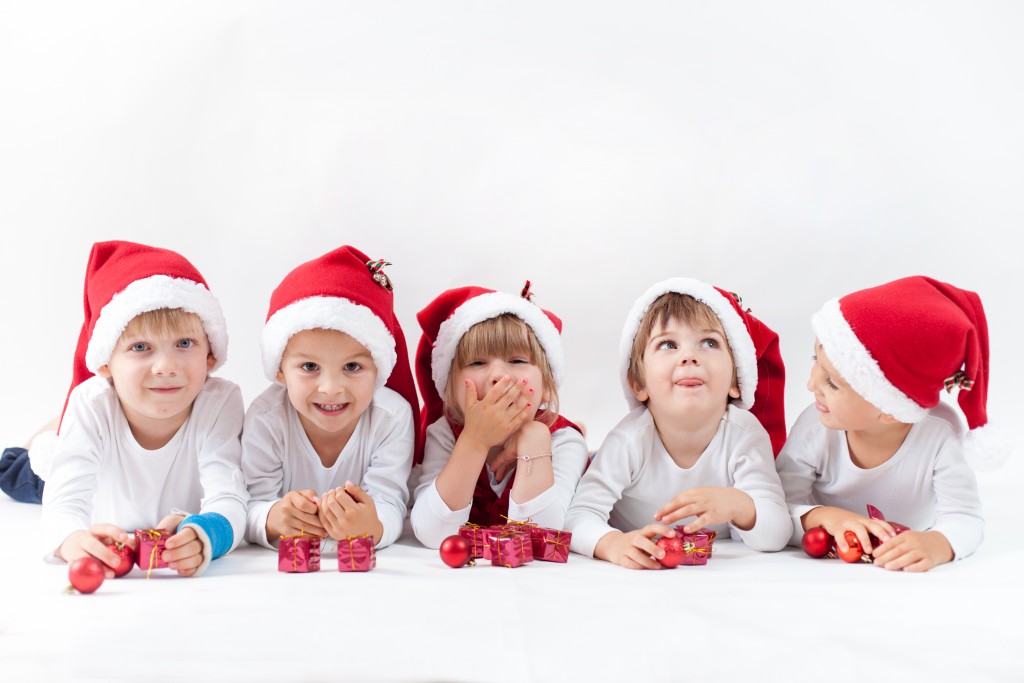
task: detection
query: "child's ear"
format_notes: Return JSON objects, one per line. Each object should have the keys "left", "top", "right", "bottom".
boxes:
{"left": 96, "top": 365, "right": 112, "bottom": 379}
{"left": 206, "top": 353, "right": 216, "bottom": 372}
{"left": 275, "top": 369, "right": 286, "bottom": 385}
{"left": 628, "top": 377, "right": 649, "bottom": 403}
{"left": 878, "top": 412, "right": 901, "bottom": 425}
{"left": 728, "top": 384, "right": 741, "bottom": 400}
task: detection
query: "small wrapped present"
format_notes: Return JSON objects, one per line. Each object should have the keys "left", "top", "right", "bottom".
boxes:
{"left": 134, "top": 529, "right": 170, "bottom": 570}
{"left": 866, "top": 505, "right": 910, "bottom": 535}
{"left": 866, "top": 505, "right": 911, "bottom": 559}
{"left": 489, "top": 531, "right": 531, "bottom": 568}
{"left": 459, "top": 523, "right": 491, "bottom": 561}
{"left": 338, "top": 535, "right": 376, "bottom": 572}
{"left": 529, "top": 527, "right": 571, "bottom": 563}
{"left": 278, "top": 533, "right": 322, "bottom": 573}
{"left": 672, "top": 526, "right": 716, "bottom": 566}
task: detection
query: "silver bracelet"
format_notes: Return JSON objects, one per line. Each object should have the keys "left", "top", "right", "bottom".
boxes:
{"left": 516, "top": 452, "right": 552, "bottom": 475}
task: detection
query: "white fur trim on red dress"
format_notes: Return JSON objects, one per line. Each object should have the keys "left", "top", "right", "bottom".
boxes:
{"left": 85, "top": 275, "right": 228, "bottom": 373}
{"left": 619, "top": 277, "right": 757, "bottom": 410}
{"left": 261, "top": 296, "right": 396, "bottom": 388}
{"left": 811, "top": 298, "right": 927, "bottom": 423}
{"left": 431, "top": 292, "right": 564, "bottom": 397}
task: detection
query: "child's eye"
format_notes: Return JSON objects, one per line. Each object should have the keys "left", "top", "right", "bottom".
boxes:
{"left": 467, "top": 360, "right": 486, "bottom": 367}
{"left": 656, "top": 340, "right": 677, "bottom": 351}
{"left": 176, "top": 339, "right": 195, "bottom": 349}
{"left": 344, "top": 362, "right": 362, "bottom": 373}
{"left": 129, "top": 342, "right": 149, "bottom": 352}
{"left": 509, "top": 357, "right": 529, "bottom": 365}
{"left": 701, "top": 338, "right": 720, "bottom": 349}
{"left": 825, "top": 377, "right": 839, "bottom": 390}
{"left": 301, "top": 362, "right": 319, "bottom": 373}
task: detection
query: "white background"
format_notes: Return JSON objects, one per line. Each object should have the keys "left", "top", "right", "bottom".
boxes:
{"left": 1, "top": 4, "right": 1023, "bottom": 681}
{"left": 1, "top": 2, "right": 1021, "bottom": 450}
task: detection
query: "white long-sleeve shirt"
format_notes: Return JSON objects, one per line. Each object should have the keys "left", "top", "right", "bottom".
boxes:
{"left": 241, "top": 384, "right": 413, "bottom": 550}
{"left": 775, "top": 402, "right": 984, "bottom": 560}
{"left": 566, "top": 405, "right": 792, "bottom": 557}
{"left": 409, "top": 417, "right": 589, "bottom": 549}
{"left": 41, "top": 376, "right": 248, "bottom": 558}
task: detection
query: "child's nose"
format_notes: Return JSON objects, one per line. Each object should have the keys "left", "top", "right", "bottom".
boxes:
{"left": 488, "top": 362, "right": 512, "bottom": 384}
{"left": 678, "top": 347, "right": 699, "bottom": 365}
{"left": 150, "top": 351, "right": 178, "bottom": 375}
{"left": 318, "top": 372, "right": 346, "bottom": 396}
{"left": 806, "top": 363, "right": 821, "bottom": 393}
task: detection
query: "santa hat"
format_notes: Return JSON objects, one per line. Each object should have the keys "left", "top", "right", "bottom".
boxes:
{"left": 261, "top": 245, "right": 419, "bottom": 433}
{"left": 812, "top": 275, "right": 1003, "bottom": 469}
{"left": 61, "top": 240, "right": 229, "bottom": 428}
{"left": 619, "top": 278, "right": 787, "bottom": 456}
{"left": 415, "top": 282, "right": 565, "bottom": 458}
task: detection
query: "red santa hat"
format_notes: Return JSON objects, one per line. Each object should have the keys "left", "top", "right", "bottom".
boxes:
{"left": 619, "top": 277, "right": 787, "bottom": 456}
{"left": 261, "top": 246, "right": 419, "bottom": 430}
{"left": 812, "top": 275, "right": 1002, "bottom": 468}
{"left": 62, "top": 241, "right": 229, "bottom": 427}
{"left": 415, "top": 283, "right": 565, "bottom": 452}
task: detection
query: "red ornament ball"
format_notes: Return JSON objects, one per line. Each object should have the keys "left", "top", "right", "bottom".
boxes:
{"left": 801, "top": 527, "right": 834, "bottom": 559}
{"left": 439, "top": 535, "right": 471, "bottom": 568}
{"left": 837, "top": 530, "right": 864, "bottom": 563}
{"left": 656, "top": 535, "right": 685, "bottom": 568}
{"left": 107, "top": 542, "right": 135, "bottom": 578}
{"left": 68, "top": 557, "right": 105, "bottom": 594}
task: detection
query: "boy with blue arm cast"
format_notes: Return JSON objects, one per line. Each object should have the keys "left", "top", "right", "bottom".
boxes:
{"left": 775, "top": 276, "right": 991, "bottom": 571}
{"left": 41, "top": 241, "right": 248, "bottom": 577}
{"left": 241, "top": 246, "right": 418, "bottom": 550}
{"left": 566, "top": 278, "right": 791, "bottom": 569}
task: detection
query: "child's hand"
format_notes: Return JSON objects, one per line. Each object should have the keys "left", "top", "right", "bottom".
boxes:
{"left": 318, "top": 482, "right": 384, "bottom": 544}
{"left": 491, "top": 421, "right": 551, "bottom": 484}
{"left": 460, "top": 376, "right": 531, "bottom": 451}
{"left": 267, "top": 489, "right": 326, "bottom": 540}
{"left": 802, "top": 506, "right": 895, "bottom": 555}
{"left": 594, "top": 524, "right": 676, "bottom": 570}
{"left": 653, "top": 487, "right": 756, "bottom": 532}
{"left": 163, "top": 526, "right": 204, "bottom": 577}
{"left": 57, "top": 524, "right": 131, "bottom": 578}
{"left": 870, "top": 530, "right": 953, "bottom": 572}
{"left": 155, "top": 513, "right": 185, "bottom": 535}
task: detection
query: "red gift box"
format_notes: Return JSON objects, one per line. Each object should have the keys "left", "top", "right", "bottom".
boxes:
{"left": 489, "top": 531, "right": 531, "bottom": 568}
{"left": 459, "top": 523, "right": 491, "bottom": 560}
{"left": 672, "top": 527, "right": 716, "bottom": 566}
{"left": 134, "top": 529, "right": 170, "bottom": 570}
{"left": 278, "top": 533, "right": 322, "bottom": 573}
{"left": 338, "top": 535, "right": 376, "bottom": 572}
{"left": 529, "top": 527, "right": 571, "bottom": 563}
{"left": 490, "top": 524, "right": 535, "bottom": 563}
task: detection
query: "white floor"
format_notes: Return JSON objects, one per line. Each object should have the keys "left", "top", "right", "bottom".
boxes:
{"left": 2, "top": 457, "right": 1022, "bottom": 683}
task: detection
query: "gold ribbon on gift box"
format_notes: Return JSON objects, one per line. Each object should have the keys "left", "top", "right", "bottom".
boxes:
{"left": 543, "top": 530, "right": 569, "bottom": 551}
{"left": 280, "top": 530, "right": 313, "bottom": 573}
{"left": 493, "top": 531, "right": 529, "bottom": 568}
{"left": 460, "top": 523, "right": 485, "bottom": 557}
{"left": 341, "top": 534, "right": 373, "bottom": 571}
{"left": 139, "top": 529, "right": 167, "bottom": 580}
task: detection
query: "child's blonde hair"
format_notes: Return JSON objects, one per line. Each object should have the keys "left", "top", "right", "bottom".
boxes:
{"left": 119, "top": 308, "right": 211, "bottom": 353}
{"left": 443, "top": 314, "right": 558, "bottom": 426}
{"left": 627, "top": 293, "right": 737, "bottom": 399}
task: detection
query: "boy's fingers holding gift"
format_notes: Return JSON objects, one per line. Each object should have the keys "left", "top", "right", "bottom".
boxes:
{"left": 155, "top": 514, "right": 185, "bottom": 534}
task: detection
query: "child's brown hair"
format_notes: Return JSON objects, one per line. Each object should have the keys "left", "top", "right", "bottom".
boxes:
{"left": 627, "top": 293, "right": 736, "bottom": 399}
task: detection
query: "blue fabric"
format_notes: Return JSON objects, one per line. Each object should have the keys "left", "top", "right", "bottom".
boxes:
{"left": 181, "top": 512, "right": 233, "bottom": 559}
{"left": 0, "top": 448, "right": 44, "bottom": 504}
